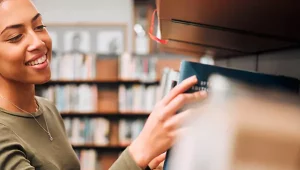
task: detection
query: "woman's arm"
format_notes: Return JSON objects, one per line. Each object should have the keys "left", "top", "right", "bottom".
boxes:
{"left": 110, "top": 76, "right": 207, "bottom": 169}
{"left": 109, "top": 148, "right": 143, "bottom": 170}
{"left": 0, "top": 124, "right": 34, "bottom": 170}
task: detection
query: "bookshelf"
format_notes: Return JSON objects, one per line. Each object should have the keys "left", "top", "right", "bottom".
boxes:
{"left": 156, "top": 0, "right": 300, "bottom": 59}
{"left": 43, "top": 79, "right": 160, "bottom": 86}
{"left": 61, "top": 112, "right": 150, "bottom": 119}
{"left": 72, "top": 145, "right": 127, "bottom": 151}
{"left": 34, "top": 3, "right": 198, "bottom": 169}
{"left": 35, "top": 49, "right": 192, "bottom": 169}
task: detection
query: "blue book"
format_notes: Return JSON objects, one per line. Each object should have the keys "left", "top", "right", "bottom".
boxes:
{"left": 179, "top": 60, "right": 299, "bottom": 94}
{"left": 164, "top": 60, "right": 299, "bottom": 170}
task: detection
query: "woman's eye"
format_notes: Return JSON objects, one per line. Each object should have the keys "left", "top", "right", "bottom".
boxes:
{"left": 7, "top": 34, "right": 23, "bottom": 43}
{"left": 35, "top": 25, "right": 47, "bottom": 31}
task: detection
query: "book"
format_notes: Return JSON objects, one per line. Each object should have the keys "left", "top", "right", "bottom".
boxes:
{"left": 157, "top": 68, "right": 179, "bottom": 100}
{"left": 166, "top": 74, "right": 300, "bottom": 170}
{"left": 163, "top": 60, "right": 300, "bottom": 170}
{"left": 118, "top": 84, "right": 159, "bottom": 112}
{"left": 119, "top": 119, "right": 146, "bottom": 146}
{"left": 64, "top": 117, "right": 110, "bottom": 145}
{"left": 178, "top": 60, "right": 299, "bottom": 94}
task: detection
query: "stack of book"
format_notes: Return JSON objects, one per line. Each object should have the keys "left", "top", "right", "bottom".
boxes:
{"left": 51, "top": 52, "right": 97, "bottom": 80}
{"left": 75, "top": 149, "right": 98, "bottom": 170}
{"left": 119, "top": 53, "right": 157, "bottom": 82}
{"left": 39, "top": 85, "right": 98, "bottom": 112}
{"left": 64, "top": 118, "right": 110, "bottom": 146}
{"left": 119, "top": 119, "right": 146, "bottom": 146}
{"left": 118, "top": 85, "right": 158, "bottom": 112}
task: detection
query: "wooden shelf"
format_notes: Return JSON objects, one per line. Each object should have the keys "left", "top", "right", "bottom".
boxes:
{"left": 39, "top": 79, "right": 160, "bottom": 86}
{"left": 72, "top": 145, "right": 127, "bottom": 152}
{"left": 157, "top": 0, "right": 300, "bottom": 59}
{"left": 61, "top": 112, "right": 150, "bottom": 119}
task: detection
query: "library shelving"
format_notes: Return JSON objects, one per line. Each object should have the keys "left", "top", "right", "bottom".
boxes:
{"left": 60, "top": 112, "right": 150, "bottom": 119}
{"left": 43, "top": 79, "right": 160, "bottom": 86}
{"left": 72, "top": 145, "right": 127, "bottom": 152}
{"left": 35, "top": 51, "right": 189, "bottom": 170}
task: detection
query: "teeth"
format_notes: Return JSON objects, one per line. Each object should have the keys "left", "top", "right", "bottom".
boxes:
{"left": 26, "top": 55, "right": 47, "bottom": 66}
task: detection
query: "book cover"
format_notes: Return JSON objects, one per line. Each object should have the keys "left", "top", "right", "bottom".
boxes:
{"left": 178, "top": 60, "right": 299, "bottom": 94}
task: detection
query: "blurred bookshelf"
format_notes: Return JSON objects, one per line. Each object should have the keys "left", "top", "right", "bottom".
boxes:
{"left": 72, "top": 145, "right": 127, "bottom": 152}
{"left": 34, "top": 48, "right": 198, "bottom": 170}
{"left": 34, "top": 2, "right": 198, "bottom": 168}
{"left": 35, "top": 50, "right": 189, "bottom": 170}
{"left": 60, "top": 112, "right": 150, "bottom": 119}
{"left": 43, "top": 79, "right": 160, "bottom": 86}
{"left": 36, "top": 0, "right": 300, "bottom": 169}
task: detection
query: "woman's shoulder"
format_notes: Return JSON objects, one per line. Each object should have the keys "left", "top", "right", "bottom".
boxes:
{"left": 35, "top": 96, "right": 54, "bottom": 105}
{"left": 35, "top": 96, "right": 59, "bottom": 114}
{"left": 35, "top": 96, "right": 65, "bottom": 127}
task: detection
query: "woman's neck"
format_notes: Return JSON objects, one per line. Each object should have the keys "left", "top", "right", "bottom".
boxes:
{"left": 0, "top": 77, "right": 36, "bottom": 113}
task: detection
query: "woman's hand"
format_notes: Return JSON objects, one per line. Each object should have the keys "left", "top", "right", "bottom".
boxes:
{"left": 128, "top": 75, "right": 207, "bottom": 168}
{"left": 148, "top": 153, "right": 165, "bottom": 170}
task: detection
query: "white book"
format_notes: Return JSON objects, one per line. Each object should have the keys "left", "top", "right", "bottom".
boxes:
{"left": 71, "top": 118, "right": 81, "bottom": 145}
{"left": 73, "top": 53, "right": 84, "bottom": 80}
{"left": 162, "top": 68, "right": 179, "bottom": 99}
{"left": 118, "top": 85, "right": 126, "bottom": 112}
{"left": 94, "top": 118, "right": 110, "bottom": 145}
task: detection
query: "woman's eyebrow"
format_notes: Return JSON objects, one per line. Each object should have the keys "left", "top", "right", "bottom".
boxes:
{"left": 32, "top": 13, "right": 41, "bottom": 22}
{"left": 0, "top": 13, "right": 41, "bottom": 35}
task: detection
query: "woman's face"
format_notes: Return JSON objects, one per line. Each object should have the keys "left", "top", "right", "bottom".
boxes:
{"left": 0, "top": 0, "right": 52, "bottom": 84}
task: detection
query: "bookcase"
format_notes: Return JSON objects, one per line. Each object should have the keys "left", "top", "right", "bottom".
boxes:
{"left": 33, "top": 2, "right": 201, "bottom": 169}
{"left": 35, "top": 50, "right": 197, "bottom": 169}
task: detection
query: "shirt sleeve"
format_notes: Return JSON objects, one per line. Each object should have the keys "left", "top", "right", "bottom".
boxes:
{"left": 0, "top": 124, "right": 35, "bottom": 170}
{"left": 109, "top": 147, "right": 143, "bottom": 170}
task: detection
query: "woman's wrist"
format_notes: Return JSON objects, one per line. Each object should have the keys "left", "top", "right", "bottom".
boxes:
{"left": 128, "top": 137, "right": 152, "bottom": 169}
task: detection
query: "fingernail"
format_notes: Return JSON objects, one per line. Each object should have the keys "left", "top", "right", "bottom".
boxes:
{"left": 192, "top": 75, "right": 197, "bottom": 81}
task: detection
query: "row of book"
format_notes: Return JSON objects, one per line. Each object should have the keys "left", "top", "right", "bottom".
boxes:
{"left": 51, "top": 52, "right": 159, "bottom": 82}
{"left": 119, "top": 85, "right": 159, "bottom": 112}
{"left": 39, "top": 85, "right": 98, "bottom": 112}
{"left": 51, "top": 52, "right": 97, "bottom": 80}
{"left": 119, "top": 53, "right": 157, "bottom": 82}
{"left": 39, "top": 84, "right": 160, "bottom": 112}
{"left": 119, "top": 119, "right": 146, "bottom": 146}
{"left": 64, "top": 118, "right": 110, "bottom": 145}
{"left": 75, "top": 149, "right": 98, "bottom": 170}
{"left": 63, "top": 118, "right": 146, "bottom": 145}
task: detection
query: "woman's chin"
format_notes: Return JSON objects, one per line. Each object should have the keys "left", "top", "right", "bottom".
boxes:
{"left": 33, "top": 74, "right": 52, "bottom": 85}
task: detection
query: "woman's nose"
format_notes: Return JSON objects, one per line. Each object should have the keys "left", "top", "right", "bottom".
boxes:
{"left": 27, "top": 31, "right": 46, "bottom": 52}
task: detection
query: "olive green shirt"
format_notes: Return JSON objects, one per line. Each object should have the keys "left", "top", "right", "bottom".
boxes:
{"left": 0, "top": 96, "right": 143, "bottom": 170}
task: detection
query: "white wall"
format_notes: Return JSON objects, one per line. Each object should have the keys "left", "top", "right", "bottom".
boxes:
{"left": 33, "top": 0, "right": 134, "bottom": 52}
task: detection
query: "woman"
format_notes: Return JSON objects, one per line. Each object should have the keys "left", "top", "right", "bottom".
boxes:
{"left": 0, "top": 0, "right": 206, "bottom": 169}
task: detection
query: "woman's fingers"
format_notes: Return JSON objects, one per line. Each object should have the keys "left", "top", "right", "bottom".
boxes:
{"left": 160, "top": 75, "right": 198, "bottom": 105}
{"left": 128, "top": 75, "right": 208, "bottom": 169}
{"left": 163, "top": 106, "right": 203, "bottom": 133}
{"left": 148, "top": 153, "right": 166, "bottom": 169}
{"left": 160, "top": 91, "right": 207, "bottom": 121}
{"left": 163, "top": 108, "right": 192, "bottom": 131}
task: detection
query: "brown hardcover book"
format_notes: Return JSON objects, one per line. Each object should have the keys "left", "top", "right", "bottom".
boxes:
{"left": 96, "top": 58, "right": 118, "bottom": 81}
{"left": 98, "top": 89, "right": 118, "bottom": 113}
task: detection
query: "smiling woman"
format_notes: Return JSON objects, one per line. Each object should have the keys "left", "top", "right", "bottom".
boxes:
{"left": 0, "top": 0, "right": 81, "bottom": 169}
{"left": 0, "top": 0, "right": 207, "bottom": 170}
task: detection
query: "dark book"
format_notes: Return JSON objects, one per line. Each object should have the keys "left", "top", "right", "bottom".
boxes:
{"left": 179, "top": 60, "right": 299, "bottom": 94}
{"left": 164, "top": 60, "right": 299, "bottom": 170}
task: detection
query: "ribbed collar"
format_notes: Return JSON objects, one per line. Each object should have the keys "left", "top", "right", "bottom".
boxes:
{"left": 0, "top": 96, "right": 43, "bottom": 118}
